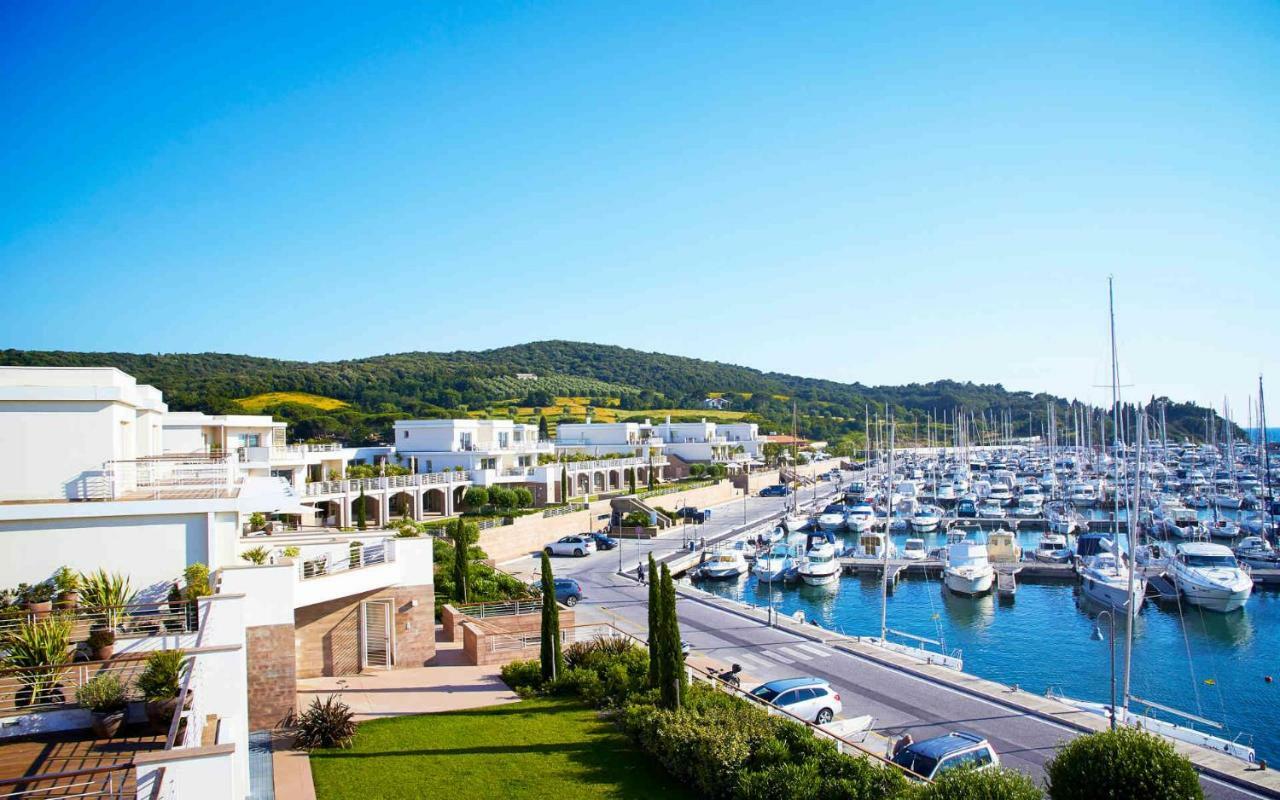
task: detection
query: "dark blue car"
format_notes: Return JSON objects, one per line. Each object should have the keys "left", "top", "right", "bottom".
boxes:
{"left": 591, "top": 531, "right": 619, "bottom": 550}
{"left": 552, "top": 578, "right": 584, "bottom": 606}
{"left": 759, "top": 484, "right": 792, "bottom": 497}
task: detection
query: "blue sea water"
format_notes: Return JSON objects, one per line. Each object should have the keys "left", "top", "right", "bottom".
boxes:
{"left": 696, "top": 526, "right": 1280, "bottom": 762}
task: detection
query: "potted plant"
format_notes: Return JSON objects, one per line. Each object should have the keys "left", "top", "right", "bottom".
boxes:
{"left": 87, "top": 626, "right": 116, "bottom": 661}
{"left": 21, "top": 582, "right": 55, "bottom": 619}
{"left": 1, "top": 616, "right": 73, "bottom": 707}
{"left": 137, "top": 649, "right": 185, "bottom": 732}
{"left": 53, "top": 567, "right": 80, "bottom": 610}
{"left": 78, "top": 570, "right": 136, "bottom": 631}
{"left": 77, "top": 674, "right": 127, "bottom": 738}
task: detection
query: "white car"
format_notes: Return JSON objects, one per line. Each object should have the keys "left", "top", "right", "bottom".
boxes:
{"left": 543, "top": 535, "right": 596, "bottom": 557}
{"left": 748, "top": 677, "right": 843, "bottom": 724}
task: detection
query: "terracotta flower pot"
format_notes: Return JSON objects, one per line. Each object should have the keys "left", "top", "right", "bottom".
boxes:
{"left": 25, "top": 600, "right": 52, "bottom": 619}
{"left": 92, "top": 644, "right": 115, "bottom": 661}
{"left": 90, "top": 709, "right": 125, "bottom": 739}
{"left": 145, "top": 697, "right": 179, "bottom": 733}
{"left": 56, "top": 591, "right": 79, "bottom": 610}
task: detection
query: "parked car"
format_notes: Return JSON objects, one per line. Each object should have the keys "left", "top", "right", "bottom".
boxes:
{"left": 759, "top": 484, "right": 792, "bottom": 497}
{"left": 890, "top": 731, "right": 1000, "bottom": 781}
{"left": 551, "top": 578, "right": 584, "bottom": 606}
{"left": 543, "top": 535, "right": 596, "bottom": 557}
{"left": 591, "top": 531, "right": 619, "bottom": 550}
{"left": 676, "top": 506, "right": 708, "bottom": 523}
{"left": 747, "top": 677, "right": 842, "bottom": 724}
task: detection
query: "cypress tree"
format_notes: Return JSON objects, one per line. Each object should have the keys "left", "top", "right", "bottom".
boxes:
{"left": 627, "top": 468, "right": 636, "bottom": 494}
{"left": 560, "top": 467, "right": 569, "bottom": 503}
{"left": 538, "top": 415, "right": 550, "bottom": 441}
{"left": 449, "top": 518, "right": 473, "bottom": 603}
{"left": 356, "top": 489, "right": 367, "bottom": 531}
{"left": 658, "top": 563, "right": 685, "bottom": 709}
{"left": 647, "top": 454, "right": 655, "bottom": 490}
{"left": 647, "top": 553, "right": 661, "bottom": 687}
{"left": 539, "top": 552, "right": 562, "bottom": 682}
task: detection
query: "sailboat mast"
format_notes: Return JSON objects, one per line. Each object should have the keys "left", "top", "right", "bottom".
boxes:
{"left": 881, "top": 413, "right": 894, "bottom": 642}
{"left": 1122, "top": 405, "right": 1142, "bottom": 711}
{"left": 1109, "top": 277, "right": 1121, "bottom": 545}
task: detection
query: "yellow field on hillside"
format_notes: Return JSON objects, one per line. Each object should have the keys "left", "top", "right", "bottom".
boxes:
{"left": 235, "top": 392, "right": 349, "bottom": 412}
{"left": 618, "top": 408, "right": 748, "bottom": 421}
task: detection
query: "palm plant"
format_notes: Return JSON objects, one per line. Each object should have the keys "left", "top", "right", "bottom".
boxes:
{"left": 239, "top": 546, "right": 269, "bottom": 565}
{"left": 1, "top": 616, "right": 73, "bottom": 707}
{"left": 78, "top": 570, "right": 136, "bottom": 630}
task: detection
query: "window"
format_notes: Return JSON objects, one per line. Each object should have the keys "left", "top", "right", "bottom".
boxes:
{"left": 403, "top": 431, "right": 408, "bottom": 439}
{"left": 972, "top": 748, "right": 993, "bottom": 767}
{"left": 499, "top": 433, "right": 510, "bottom": 448}
{"left": 247, "top": 434, "right": 260, "bottom": 447}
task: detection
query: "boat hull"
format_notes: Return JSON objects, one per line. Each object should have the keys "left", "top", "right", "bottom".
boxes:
{"left": 944, "top": 570, "right": 994, "bottom": 596}
{"left": 799, "top": 569, "right": 839, "bottom": 586}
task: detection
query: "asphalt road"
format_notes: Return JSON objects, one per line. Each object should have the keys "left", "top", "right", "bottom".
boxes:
{"left": 512, "top": 473, "right": 1269, "bottom": 799}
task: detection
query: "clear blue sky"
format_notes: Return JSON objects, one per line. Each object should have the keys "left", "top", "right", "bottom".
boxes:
{"left": 2, "top": 2, "right": 1277, "bottom": 414}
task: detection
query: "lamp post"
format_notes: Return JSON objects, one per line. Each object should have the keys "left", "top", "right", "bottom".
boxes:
{"left": 1092, "top": 610, "right": 1118, "bottom": 731}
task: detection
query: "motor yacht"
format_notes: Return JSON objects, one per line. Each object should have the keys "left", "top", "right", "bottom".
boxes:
{"left": 901, "top": 538, "right": 928, "bottom": 561}
{"left": 944, "top": 540, "right": 995, "bottom": 596}
{"left": 847, "top": 530, "right": 895, "bottom": 561}
{"left": 797, "top": 531, "right": 841, "bottom": 586}
{"left": 1234, "top": 536, "right": 1280, "bottom": 569}
{"left": 1170, "top": 542, "right": 1253, "bottom": 613}
{"left": 977, "top": 498, "right": 1007, "bottom": 519}
{"left": 753, "top": 534, "right": 806, "bottom": 582}
{"left": 1013, "top": 494, "right": 1044, "bottom": 517}
{"left": 816, "top": 503, "right": 847, "bottom": 532}
{"left": 909, "top": 504, "right": 943, "bottom": 533}
{"left": 844, "top": 502, "right": 876, "bottom": 533}
{"left": 1033, "top": 532, "right": 1072, "bottom": 563}
{"left": 985, "top": 530, "right": 1022, "bottom": 564}
{"left": 699, "top": 549, "right": 748, "bottom": 580}
{"left": 1066, "top": 482, "right": 1098, "bottom": 508}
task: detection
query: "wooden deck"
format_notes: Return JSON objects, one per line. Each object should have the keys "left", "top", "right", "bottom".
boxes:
{"left": 0, "top": 724, "right": 164, "bottom": 796}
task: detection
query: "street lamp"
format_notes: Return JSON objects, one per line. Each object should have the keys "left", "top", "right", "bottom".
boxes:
{"left": 1092, "top": 610, "right": 1118, "bottom": 731}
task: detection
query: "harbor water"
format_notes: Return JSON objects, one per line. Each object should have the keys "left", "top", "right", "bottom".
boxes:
{"left": 694, "top": 524, "right": 1280, "bottom": 763}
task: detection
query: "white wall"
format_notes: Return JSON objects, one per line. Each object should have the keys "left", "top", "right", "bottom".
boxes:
{"left": 0, "top": 400, "right": 125, "bottom": 501}
{"left": 0, "top": 511, "right": 233, "bottom": 598}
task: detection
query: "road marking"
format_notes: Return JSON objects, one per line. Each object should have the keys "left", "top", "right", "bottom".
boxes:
{"left": 759, "top": 649, "right": 795, "bottom": 664}
{"left": 777, "top": 646, "right": 813, "bottom": 661}
{"left": 732, "top": 652, "right": 771, "bottom": 671}
{"left": 794, "top": 643, "right": 830, "bottom": 658}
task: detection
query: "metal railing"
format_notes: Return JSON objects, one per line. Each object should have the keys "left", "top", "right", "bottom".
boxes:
{"left": 453, "top": 599, "right": 543, "bottom": 619}
{"left": 100, "top": 456, "right": 238, "bottom": 500}
{"left": 542, "top": 503, "right": 588, "bottom": 518}
{"left": 0, "top": 601, "right": 199, "bottom": 642}
{"left": 304, "top": 471, "right": 468, "bottom": 497}
{"left": 0, "top": 657, "right": 151, "bottom": 715}
{"left": 0, "top": 763, "right": 138, "bottom": 799}
{"left": 297, "top": 541, "right": 389, "bottom": 579}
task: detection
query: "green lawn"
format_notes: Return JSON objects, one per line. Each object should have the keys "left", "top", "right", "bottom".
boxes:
{"left": 309, "top": 697, "right": 694, "bottom": 800}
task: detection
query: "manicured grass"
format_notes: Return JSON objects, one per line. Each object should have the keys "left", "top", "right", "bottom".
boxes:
{"left": 234, "top": 391, "right": 348, "bottom": 412}
{"left": 309, "top": 697, "right": 694, "bottom": 800}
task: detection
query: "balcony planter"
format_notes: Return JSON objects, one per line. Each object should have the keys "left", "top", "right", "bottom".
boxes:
{"left": 145, "top": 697, "right": 180, "bottom": 733}
{"left": 91, "top": 708, "right": 126, "bottom": 739}
{"left": 55, "top": 591, "right": 79, "bottom": 610}
{"left": 137, "top": 649, "right": 185, "bottom": 733}
{"left": 24, "top": 600, "right": 53, "bottom": 619}
{"left": 88, "top": 627, "right": 115, "bottom": 661}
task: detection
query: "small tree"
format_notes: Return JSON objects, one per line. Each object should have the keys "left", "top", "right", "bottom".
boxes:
{"left": 448, "top": 519, "right": 478, "bottom": 603}
{"left": 657, "top": 563, "right": 685, "bottom": 709}
{"left": 355, "top": 489, "right": 368, "bottom": 531}
{"left": 463, "top": 486, "right": 489, "bottom": 511}
{"left": 627, "top": 468, "right": 636, "bottom": 494}
{"left": 1045, "top": 728, "right": 1202, "bottom": 800}
{"left": 538, "top": 552, "right": 562, "bottom": 682}
{"left": 560, "top": 468, "right": 569, "bottom": 502}
{"left": 489, "top": 487, "right": 516, "bottom": 511}
{"left": 689, "top": 464, "right": 707, "bottom": 479}
{"left": 538, "top": 415, "right": 550, "bottom": 441}
{"left": 512, "top": 487, "right": 534, "bottom": 508}
{"left": 920, "top": 767, "right": 1043, "bottom": 800}
{"left": 646, "top": 553, "right": 661, "bottom": 687}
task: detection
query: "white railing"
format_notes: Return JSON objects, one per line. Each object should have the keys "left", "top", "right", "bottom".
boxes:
{"left": 557, "top": 456, "right": 664, "bottom": 472}
{"left": 103, "top": 456, "right": 238, "bottom": 500}
{"left": 304, "top": 471, "right": 468, "bottom": 496}
{"left": 501, "top": 467, "right": 537, "bottom": 477}
{"left": 297, "top": 541, "right": 389, "bottom": 579}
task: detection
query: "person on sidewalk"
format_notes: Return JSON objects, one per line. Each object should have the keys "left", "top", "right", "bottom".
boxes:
{"left": 637, "top": 562, "right": 646, "bottom": 584}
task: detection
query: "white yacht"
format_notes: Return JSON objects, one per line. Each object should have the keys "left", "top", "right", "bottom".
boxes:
{"left": 1204, "top": 517, "right": 1241, "bottom": 540}
{"left": 1170, "top": 542, "right": 1253, "bottom": 613}
{"left": 977, "top": 498, "right": 1007, "bottom": 519}
{"left": 753, "top": 534, "right": 805, "bottom": 582}
{"left": 1066, "top": 482, "right": 1098, "bottom": 508}
{"left": 901, "top": 538, "right": 928, "bottom": 561}
{"left": 1033, "top": 532, "right": 1072, "bottom": 563}
{"left": 987, "top": 482, "right": 1014, "bottom": 506}
{"left": 935, "top": 482, "right": 957, "bottom": 502}
{"left": 944, "top": 540, "right": 995, "bottom": 596}
{"left": 1234, "top": 536, "right": 1280, "bottom": 569}
{"left": 699, "top": 549, "right": 748, "bottom": 580}
{"left": 1046, "top": 501, "right": 1084, "bottom": 535}
{"left": 1077, "top": 540, "right": 1146, "bottom": 613}
{"left": 985, "top": 530, "right": 1022, "bottom": 564}
{"left": 848, "top": 530, "right": 895, "bottom": 561}
{"left": 816, "top": 504, "right": 847, "bottom": 532}
{"left": 1013, "top": 493, "right": 1044, "bottom": 517}
{"left": 908, "top": 504, "right": 943, "bottom": 533}
{"left": 845, "top": 502, "right": 876, "bottom": 533}
{"left": 797, "top": 532, "right": 841, "bottom": 586}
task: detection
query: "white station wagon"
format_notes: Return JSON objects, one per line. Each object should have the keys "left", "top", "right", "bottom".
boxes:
{"left": 543, "top": 535, "right": 596, "bottom": 558}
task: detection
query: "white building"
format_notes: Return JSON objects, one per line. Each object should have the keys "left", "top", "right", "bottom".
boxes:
{"left": 393, "top": 419, "right": 551, "bottom": 484}
{"left": 641, "top": 418, "right": 764, "bottom": 464}
{"left": 0, "top": 367, "right": 437, "bottom": 800}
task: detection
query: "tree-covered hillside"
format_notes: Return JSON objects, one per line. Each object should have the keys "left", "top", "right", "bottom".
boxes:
{"left": 0, "top": 342, "right": 1237, "bottom": 449}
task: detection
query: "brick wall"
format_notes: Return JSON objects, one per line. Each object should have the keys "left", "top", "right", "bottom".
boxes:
{"left": 245, "top": 623, "right": 296, "bottom": 730}
{"left": 459, "top": 607, "right": 577, "bottom": 667}
{"left": 294, "top": 584, "right": 436, "bottom": 678}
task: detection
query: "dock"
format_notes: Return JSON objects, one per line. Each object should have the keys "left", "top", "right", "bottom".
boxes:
{"left": 838, "top": 557, "right": 1077, "bottom": 581}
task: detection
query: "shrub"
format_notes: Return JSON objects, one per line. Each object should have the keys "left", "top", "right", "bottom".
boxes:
{"left": 240, "top": 546, "right": 269, "bottom": 565}
{"left": 512, "top": 487, "right": 534, "bottom": 508}
{"left": 137, "top": 649, "right": 185, "bottom": 701}
{"left": 53, "top": 567, "right": 80, "bottom": 595}
{"left": 248, "top": 512, "right": 267, "bottom": 530}
{"left": 182, "top": 563, "right": 211, "bottom": 601}
{"left": 622, "top": 510, "right": 651, "bottom": 528}
{"left": 689, "top": 464, "right": 707, "bottom": 478}
{"left": 500, "top": 659, "right": 543, "bottom": 695}
{"left": 294, "top": 695, "right": 357, "bottom": 749}
{"left": 919, "top": 767, "right": 1043, "bottom": 800}
{"left": 282, "top": 546, "right": 301, "bottom": 558}
{"left": 462, "top": 487, "right": 489, "bottom": 509}
{"left": 489, "top": 487, "right": 517, "bottom": 510}
{"left": 76, "top": 674, "right": 126, "bottom": 713}
{"left": 1045, "top": 727, "right": 1202, "bottom": 800}
{"left": 78, "top": 570, "right": 137, "bottom": 629}
{"left": 20, "top": 582, "right": 55, "bottom": 604}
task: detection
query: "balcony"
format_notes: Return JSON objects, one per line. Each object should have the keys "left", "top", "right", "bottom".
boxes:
{"left": 101, "top": 455, "right": 239, "bottom": 501}
{"left": 303, "top": 470, "right": 469, "bottom": 497}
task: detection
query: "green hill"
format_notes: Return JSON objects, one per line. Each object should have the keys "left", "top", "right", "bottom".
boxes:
{"left": 0, "top": 342, "right": 1235, "bottom": 449}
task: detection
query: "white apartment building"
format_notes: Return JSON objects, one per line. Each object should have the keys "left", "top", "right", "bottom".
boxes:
{"left": 393, "top": 419, "right": 552, "bottom": 483}
{"left": 639, "top": 419, "right": 764, "bottom": 464}
{"left": 0, "top": 367, "right": 437, "bottom": 799}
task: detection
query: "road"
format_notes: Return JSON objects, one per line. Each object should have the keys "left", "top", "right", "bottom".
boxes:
{"left": 505, "top": 472, "right": 1270, "bottom": 799}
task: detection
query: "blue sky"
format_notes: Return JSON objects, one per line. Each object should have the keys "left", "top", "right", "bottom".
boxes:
{"left": 2, "top": 2, "right": 1277, "bottom": 414}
